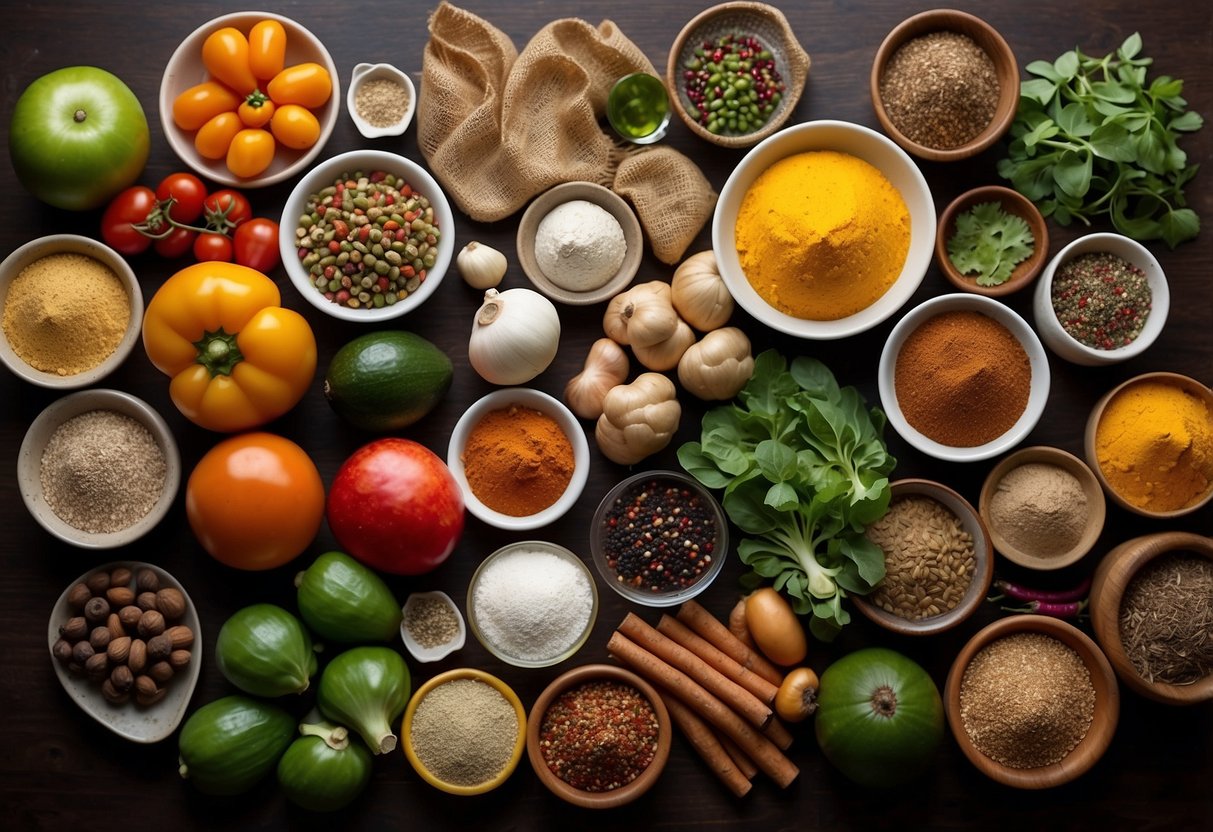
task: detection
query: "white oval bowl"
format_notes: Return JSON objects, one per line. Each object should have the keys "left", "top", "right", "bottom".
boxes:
{"left": 400, "top": 590, "right": 466, "bottom": 663}
{"left": 347, "top": 62, "right": 416, "bottom": 138}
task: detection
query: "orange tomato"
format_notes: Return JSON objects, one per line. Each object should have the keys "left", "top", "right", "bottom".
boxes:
{"left": 267, "top": 62, "right": 332, "bottom": 108}
{"left": 237, "top": 91, "right": 275, "bottom": 128}
{"left": 185, "top": 432, "right": 325, "bottom": 571}
{"left": 202, "top": 26, "right": 258, "bottom": 94}
{"left": 270, "top": 104, "right": 320, "bottom": 150}
{"left": 248, "top": 19, "right": 287, "bottom": 82}
{"left": 195, "top": 111, "right": 243, "bottom": 159}
{"left": 226, "top": 128, "right": 276, "bottom": 177}
{"left": 173, "top": 81, "right": 242, "bottom": 131}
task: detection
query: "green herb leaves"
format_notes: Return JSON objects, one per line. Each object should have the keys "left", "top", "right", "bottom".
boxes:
{"left": 997, "top": 33, "right": 1202, "bottom": 248}
{"left": 947, "top": 201, "right": 1035, "bottom": 285}
{"left": 678, "top": 352, "right": 895, "bottom": 641}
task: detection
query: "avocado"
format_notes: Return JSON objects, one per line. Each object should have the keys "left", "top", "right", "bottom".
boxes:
{"left": 323, "top": 331, "right": 453, "bottom": 432}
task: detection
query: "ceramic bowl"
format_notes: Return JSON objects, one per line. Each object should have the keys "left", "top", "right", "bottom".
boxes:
{"left": 870, "top": 9, "right": 1019, "bottom": 161}
{"left": 712, "top": 119, "right": 935, "bottom": 340}
{"left": 945, "top": 615, "right": 1119, "bottom": 789}
{"left": 1083, "top": 372, "right": 1213, "bottom": 518}
{"left": 347, "top": 62, "right": 415, "bottom": 138}
{"left": 158, "top": 11, "right": 339, "bottom": 188}
{"left": 527, "top": 664, "right": 672, "bottom": 808}
{"left": 400, "top": 591, "right": 466, "bottom": 663}
{"left": 18, "top": 390, "right": 181, "bottom": 549}
{"left": 0, "top": 234, "right": 143, "bottom": 389}
{"left": 1033, "top": 232, "right": 1169, "bottom": 365}
{"left": 466, "top": 541, "right": 599, "bottom": 668}
{"left": 877, "top": 293, "right": 1051, "bottom": 462}
{"left": 665, "top": 1, "right": 810, "bottom": 149}
{"left": 48, "top": 561, "right": 201, "bottom": 743}
{"left": 979, "top": 446, "right": 1106, "bottom": 570}
{"left": 1089, "top": 532, "right": 1213, "bottom": 705}
{"left": 589, "top": 470, "right": 728, "bottom": 607}
{"left": 447, "top": 388, "right": 589, "bottom": 530}
{"left": 402, "top": 668, "right": 527, "bottom": 795}
{"left": 516, "top": 181, "right": 643, "bottom": 305}
{"left": 851, "top": 478, "right": 993, "bottom": 636}
{"left": 279, "top": 149, "right": 455, "bottom": 322}
{"left": 936, "top": 186, "right": 1049, "bottom": 296}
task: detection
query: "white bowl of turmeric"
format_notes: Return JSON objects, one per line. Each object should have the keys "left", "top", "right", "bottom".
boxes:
{"left": 712, "top": 119, "right": 935, "bottom": 340}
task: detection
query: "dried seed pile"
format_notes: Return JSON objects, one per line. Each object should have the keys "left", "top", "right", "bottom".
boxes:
{"left": 960, "top": 632, "right": 1095, "bottom": 769}
{"left": 864, "top": 496, "right": 976, "bottom": 619}
{"left": 409, "top": 678, "right": 518, "bottom": 786}
{"left": 404, "top": 596, "right": 460, "bottom": 649}
{"left": 538, "top": 680, "right": 659, "bottom": 791}
{"left": 1119, "top": 553, "right": 1213, "bottom": 685}
{"left": 354, "top": 78, "right": 410, "bottom": 128}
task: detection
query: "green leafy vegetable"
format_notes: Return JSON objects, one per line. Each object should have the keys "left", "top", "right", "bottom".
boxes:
{"left": 997, "top": 33, "right": 1202, "bottom": 248}
{"left": 947, "top": 202, "right": 1036, "bottom": 285}
{"left": 678, "top": 351, "right": 895, "bottom": 641}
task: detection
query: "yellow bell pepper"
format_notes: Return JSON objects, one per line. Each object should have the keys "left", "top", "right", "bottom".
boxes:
{"left": 143, "top": 261, "right": 316, "bottom": 432}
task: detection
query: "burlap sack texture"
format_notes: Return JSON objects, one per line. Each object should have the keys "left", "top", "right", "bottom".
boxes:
{"left": 418, "top": 1, "right": 717, "bottom": 265}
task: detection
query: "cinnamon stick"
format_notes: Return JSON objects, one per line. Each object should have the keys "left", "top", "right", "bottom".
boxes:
{"left": 764, "top": 717, "right": 793, "bottom": 751}
{"left": 716, "top": 731, "right": 759, "bottom": 780}
{"left": 676, "top": 600, "right": 784, "bottom": 685}
{"left": 661, "top": 693, "right": 753, "bottom": 798}
{"left": 657, "top": 614, "right": 779, "bottom": 707}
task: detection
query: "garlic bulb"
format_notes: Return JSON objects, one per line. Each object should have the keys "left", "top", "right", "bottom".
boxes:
{"left": 595, "top": 373, "right": 681, "bottom": 465}
{"left": 468, "top": 288, "right": 560, "bottom": 385}
{"left": 677, "top": 327, "right": 754, "bottom": 400}
{"left": 671, "top": 250, "right": 734, "bottom": 331}
{"left": 565, "top": 338, "right": 629, "bottom": 419}
{"left": 602, "top": 282, "right": 679, "bottom": 347}
{"left": 633, "top": 318, "right": 695, "bottom": 371}
{"left": 457, "top": 241, "right": 508, "bottom": 289}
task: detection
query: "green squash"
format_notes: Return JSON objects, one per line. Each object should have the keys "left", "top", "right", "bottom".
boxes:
{"left": 178, "top": 695, "right": 295, "bottom": 795}
{"left": 278, "top": 721, "right": 374, "bottom": 812}
{"left": 814, "top": 647, "right": 944, "bottom": 788}
{"left": 295, "top": 551, "right": 401, "bottom": 643}
{"left": 323, "top": 330, "right": 453, "bottom": 432}
{"left": 215, "top": 604, "right": 317, "bottom": 697}
{"left": 317, "top": 646, "right": 411, "bottom": 755}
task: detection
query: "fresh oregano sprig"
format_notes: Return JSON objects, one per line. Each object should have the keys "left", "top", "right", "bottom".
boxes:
{"left": 997, "top": 33, "right": 1202, "bottom": 248}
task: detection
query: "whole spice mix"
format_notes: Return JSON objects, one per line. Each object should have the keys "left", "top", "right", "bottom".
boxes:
{"left": 409, "top": 678, "right": 518, "bottom": 786}
{"left": 404, "top": 596, "right": 460, "bottom": 649}
{"left": 1051, "top": 252, "right": 1151, "bottom": 349}
{"left": 988, "top": 463, "right": 1089, "bottom": 558}
{"left": 538, "top": 679, "right": 659, "bottom": 791}
{"left": 681, "top": 32, "right": 785, "bottom": 136}
{"left": 461, "top": 405, "right": 574, "bottom": 516}
{"left": 1119, "top": 553, "right": 1213, "bottom": 685}
{"left": 354, "top": 78, "right": 410, "bottom": 128}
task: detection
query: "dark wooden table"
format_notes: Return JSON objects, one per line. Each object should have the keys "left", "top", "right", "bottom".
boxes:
{"left": 2, "top": 1, "right": 1210, "bottom": 829}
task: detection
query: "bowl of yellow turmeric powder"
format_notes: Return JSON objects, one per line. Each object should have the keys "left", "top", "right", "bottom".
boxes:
{"left": 712, "top": 120, "right": 935, "bottom": 339}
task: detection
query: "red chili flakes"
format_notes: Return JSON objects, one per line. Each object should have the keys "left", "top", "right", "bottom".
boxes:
{"left": 538, "top": 680, "right": 659, "bottom": 792}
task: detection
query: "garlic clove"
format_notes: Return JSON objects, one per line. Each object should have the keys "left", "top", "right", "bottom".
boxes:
{"left": 457, "top": 241, "right": 508, "bottom": 290}
{"left": 565, "top": 338, "right": 630, "bottom": 420}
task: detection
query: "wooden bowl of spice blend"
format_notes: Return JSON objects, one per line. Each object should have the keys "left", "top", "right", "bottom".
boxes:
{"left": 936, "top": 185, "right": 1049, "bottom": 297}
{"left": 945, "top": 615, "right": 1120, "bottom": 789}
{"left": 0, "top": 234, "right": 143, "bottom": 389}
{"left": 1089, "top": 532, "right": 1213, "bottom": 706}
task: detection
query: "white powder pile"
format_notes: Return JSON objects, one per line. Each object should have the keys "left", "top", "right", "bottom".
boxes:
{"left": 472, "top": 546, "right": 594, "bottom": 662}
{"left": 533, "top": 199, "right": 626, "bottom": 292}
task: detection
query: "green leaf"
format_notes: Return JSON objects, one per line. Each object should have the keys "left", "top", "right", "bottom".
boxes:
{"left": 1089, "top": 121, "right": 1137, "bottom": 161}
{"left": 1054, "top": 50, "right": 1080, "bottom": 79}
{"left": 947, "top": 201, "right": 1036, "bottom": 286}
{"left": 755, "top": 439, "right": 798, "bottom": 483}
{"left": 1026, "top": 60, "right": 1063, "bottom": 82}
{"left": 764, "top": 481, "right": 799, "bottom": 512}
{"left": 1169, "top": 111, "right": 1204, "bottom": 132}
{"left": 1134, "top": 126, "right": 1168, "bottom": 174}
{"left": 1120, "top": 32, "right": 1143, "bottom": 60}
{"left": 1057, "top": 102, "right": 1096, "bottom": 136}
{"left": 1020, "top": 78, "right": 1058, "bottom": 106}
{"left": 676, "top": 443, "right": 733, "bottom": 490}
{"left": 1054, "top": 150, "right": 1093, "bottom": 197}
{"left": 1091, "top": 81, "right": 1137, "bottom": 104}
{"left": 1149, "top": 76, "right": 1184, "bottom": 100}
{"left": 1023, "top": 118, "right": 1060, "bottom": 148}
{"left": 1159, "top": 208, "right": 1200, "bottom": 248}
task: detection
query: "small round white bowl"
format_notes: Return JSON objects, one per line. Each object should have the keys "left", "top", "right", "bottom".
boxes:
{"left": 18, "top": 390, "right": 181, "bottom": 548}
{"left": 347, "top": 62, "right": 416, "bottom": 138}
{"left": 446, "top": 388, "right": 590, "bottom": 531}
{"left": 158, "top": 11, "right": 339, "bottom": 188}
{"left": 1032, "top": 232, "right": 1169, "bottom": 366}
{"left": 711, "top": 119, "right": 935, "bottom": 340}
{"left": 878, "top": 293, "right": 1051, "bottom": 462}
{"left": 400, "top": 590, "right": 466, "bottom": 663}
{"left": 279, "top": 149, "right": 456, "bottom": 322}
{"left": 0, "top": 234, "right": 143, "bottom": 389}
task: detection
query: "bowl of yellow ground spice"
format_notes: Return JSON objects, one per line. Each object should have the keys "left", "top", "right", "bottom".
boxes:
{"left": 0, "top": 234, "right": 143, "bottom": 389}
{"left": 1084, "top": 372, "right": 1213, "bottom": 518}
{"left": 713, "top": 120, "right": 935, "bottom": 339}
{"left": 447, "top": 387, "right": 590, "bottom": 531}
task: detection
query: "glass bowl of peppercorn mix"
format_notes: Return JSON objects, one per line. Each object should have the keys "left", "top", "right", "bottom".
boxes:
{"left": 1033, "top": 232, "right": 1170, "bottom": 366}
{"left": 590, "top": 470, "right": 729, "bottom": 607}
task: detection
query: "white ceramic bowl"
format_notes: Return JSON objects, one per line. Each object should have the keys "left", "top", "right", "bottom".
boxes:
{"left": 279, "top": 149, "right": 456, "bottom": 322}
{"left": 446, "top": 388, "right": 590, "bottom": 531}
{"left": 400, "top": 591, "right": 466, "bottom": 663}
{"left": 0, "top": 235, "right": 143, "bottom": 389}
{"left": 712, "top": 119, "right": 935, "bottom": 339}
{"left": 18, "top": 390, "right": 181, "bottom": 548}
{"left": 878, "top": 293, "right": 1051, "bottom": 462}
{"left": 158, "top": 11, "right": 339, "bottom": 188}
{"left": 347, "top": 62, "right": 416, "bottom": 138}
{"left": 1033, "top": 232, "right": 1169, "bottom": 366}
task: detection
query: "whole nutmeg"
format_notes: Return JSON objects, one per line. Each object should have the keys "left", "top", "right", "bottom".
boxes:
{"left": 83, "top": 596, "right": 110, "bottom": 625}
{"left": 118, "top": 605, "right": 143, "bottom": 630}
{"left": 51, "top": 638, "right": 74, "bottom": 664}
{"left": 89, "top": 626, "right": 112, "bottom": 651}
{"left": 60, "top": 616, "right": 88, "bottom": 642}
{"left": 135, "top": 568, "right": 160, "bottom": 593}
{"left": 106, "top": 586, "right": 136, "bottom": 608}
{"left": 169, "top": 649, "right": 192, "bottom": 670}
{"left": 166, "top": 625, "right": 194, "bottom": 650}
{"left": 136, "top": 687, "right": 167, "bottom": 707}
{"left": 155, "top": 588, "right": 187, "bottom": 621}
{"left": 149, "top": 661, "right": 174, "bottom": 683}
{"left": 107, "top": 613, "right": 125, "bottom": 640}
{"left": 72, "top": 641, "right": 96, "bottom": 665}
{"left": 137, "top": 609, "right": 166, "bottom": 639}
{"left": 134, "top": 675, "right": 158, "bottom": 698}
{"left": 136, "top": 592, "right": 158, "bottom": 612}
{"left": 128, "top": 639, "right": 148, "bottom": 674}
{"left": 66, "top": 583, "right": 92, "bottom": 610}
{"left": 109, "top": 567, "right": 133, "bottom": 587}
{"left": 107, "top": 636, "right": 132, "bottom": 664}
{"left": 101, "top": 678, "right": 129, "bottom": 705}
{"left": 85, "top": 652, "right": 109, "bottom": 680}
{"left": 146, "top": 634, "right": 173, "bottom": 663}
{"left": 85, "top": 572, "right": 111, "bottom": 595}
{"left": 110, "top": 664, "right": 134, "bottom": 693}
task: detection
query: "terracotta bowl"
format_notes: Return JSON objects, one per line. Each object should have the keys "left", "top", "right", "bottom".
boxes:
{"left": 1089, "top": 532, "right": 1213, "bottom": 705}
{"left": 936, "top": 186, "right": 1049, "bottom": 296}
{"left": 851, "top": 478, "right": 993, "bottom": 636}
{"left": 979, "top": 446, "right": 1106, "bottom": 571}
{"left": 945, "top": 615, "right": 1120, "bottom": 789}
{"left": 871, "top": 9, "right": 1019, "bottom": 161}
{"left": 527, "top": 664, "right": 672, "bottom": 808}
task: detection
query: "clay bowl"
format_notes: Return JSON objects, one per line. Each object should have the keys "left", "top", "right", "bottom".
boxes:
{"left": 945, "top": 615, "right": 1120, "bottom": 789}
{"left": 871, "top": 9, "right": 1018, "bottom": 162}
{"left": 1089, "top": 532, "right": 1213, "bottom": 705}
{"left": 936, "top": 186, "right": 1049, "bottom": 297}
{"left": 979, "top": 446, "right": 1106, "bottom": 571}
{"left": 527, "top": 663, "right": 672, "bottom": 808}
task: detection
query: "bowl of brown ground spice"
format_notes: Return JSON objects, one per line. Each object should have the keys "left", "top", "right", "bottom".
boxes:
{"left": 0, "top": 234, "right": 143, "bottom": 389}
{"left": 1090, "top": 531, "right": 1213, "bottom": 706}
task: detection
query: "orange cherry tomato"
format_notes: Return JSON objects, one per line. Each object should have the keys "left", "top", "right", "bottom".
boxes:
{"left": 202, "top": 26, "right": 258, "bottom": 94}
{"left": 226, "top": 128, "right": 276, "bottom": 178}
{"left": 195, "top": 111, "right": 244, "bottom": 159}
{"left": 237, "top": 91, "right": 275, "bottom": 128}
{"left": 267, "top": 63, "right": 332, "bottom": 108}
{"left": 173, "top": 81, "right": 242, "bottom": 131}
{"left": 248, "top": 19, "right": 287, "bottom": 82}
{"left": 270, "top": 104, "right": 320, "bottom": 150}
{"left": 185, "top": 432, "right": 325, "bottom": 571}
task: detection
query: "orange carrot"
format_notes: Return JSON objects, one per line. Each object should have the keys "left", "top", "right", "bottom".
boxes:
{"left": 677, "top": 600, "right": 785, "bottom": 686}
{"left": 657, "top": 614, "right": 779, "bottom": 707}
{"left": 661, "top": 692, "right": 753, "bottom": 798}
{"left": 729, "top": 597, "right": 757, "bottom": 649}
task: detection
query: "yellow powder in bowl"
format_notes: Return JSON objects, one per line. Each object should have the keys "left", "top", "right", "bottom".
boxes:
{"left": 734, "top": 150, "right": 910, "bottom": 321}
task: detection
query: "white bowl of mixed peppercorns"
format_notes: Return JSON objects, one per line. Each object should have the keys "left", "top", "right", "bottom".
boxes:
{"left": 1032, "top": 232, "right": 1170, "bottom": 366}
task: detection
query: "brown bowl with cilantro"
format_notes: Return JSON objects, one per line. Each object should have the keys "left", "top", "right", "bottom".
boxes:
{"left": 935, "top": 185, "right": 1048, "bottom": 297}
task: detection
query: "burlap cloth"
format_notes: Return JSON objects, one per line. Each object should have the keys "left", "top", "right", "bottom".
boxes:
{"left": 418, "top": 1, "right": 717, "bottom": 264}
